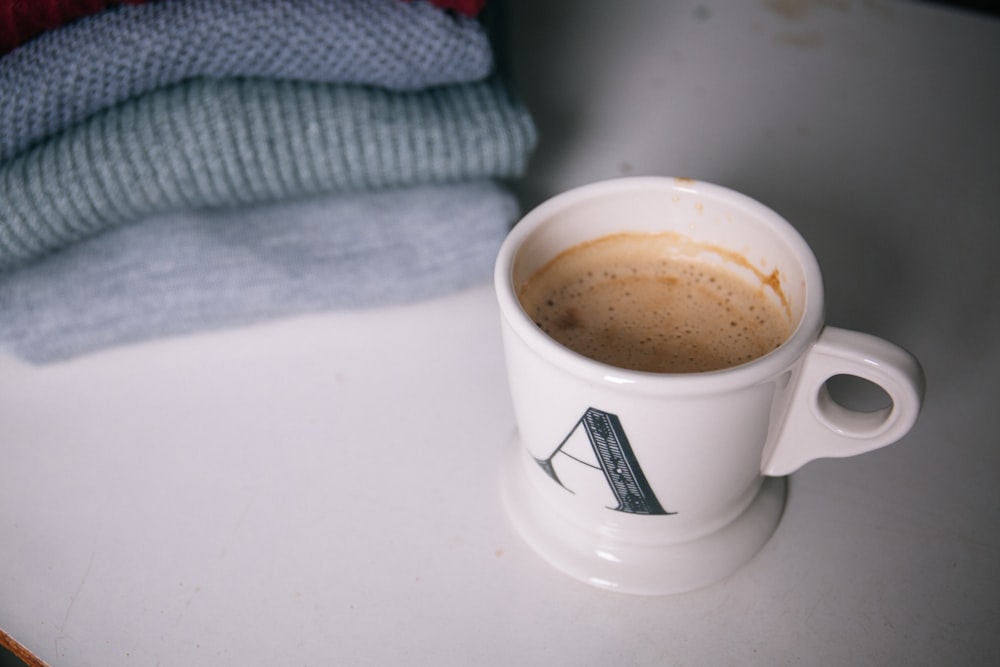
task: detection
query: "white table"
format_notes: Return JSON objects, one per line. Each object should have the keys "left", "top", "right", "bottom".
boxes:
{"left": 3, "top": 1, "right": 998, "bottom": 665}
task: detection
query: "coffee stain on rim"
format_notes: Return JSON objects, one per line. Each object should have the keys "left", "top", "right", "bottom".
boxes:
{"left": 691, "top": 237, "right": 791, "bottom": 321}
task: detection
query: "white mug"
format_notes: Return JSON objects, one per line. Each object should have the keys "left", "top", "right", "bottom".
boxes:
{"left": 494, "top": 177, "right": 925, "bottom": 595}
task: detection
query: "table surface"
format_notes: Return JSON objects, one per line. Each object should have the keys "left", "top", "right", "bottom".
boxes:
{"left": 2, "top": 1, "right": 999, "bottom": 665}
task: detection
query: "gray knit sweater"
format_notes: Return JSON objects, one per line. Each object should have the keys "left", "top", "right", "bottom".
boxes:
{"left": 0, "top": 76, "right": 537, "bottom": 271}
{"left": 0, "top": 0, "right": 493, "bottom": 162}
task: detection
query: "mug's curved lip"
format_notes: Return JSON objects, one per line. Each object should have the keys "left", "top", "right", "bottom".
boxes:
{"left": 494, "top": 177, "right": 826, "bottom": 396}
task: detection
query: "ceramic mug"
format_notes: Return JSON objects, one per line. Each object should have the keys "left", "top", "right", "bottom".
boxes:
{"left": 495, "top": 177, "right": 925, "bottom": 595}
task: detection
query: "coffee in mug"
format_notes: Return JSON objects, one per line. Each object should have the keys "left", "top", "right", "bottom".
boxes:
{"left": 516, "top": 231, "right": 791, "bottom": 373}
{"left": 494, "top": 177, "right": 925, "bottom": 595}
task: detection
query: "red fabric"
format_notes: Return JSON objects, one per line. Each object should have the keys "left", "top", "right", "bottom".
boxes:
{"left": 0, "top": 0, "right": 150, "bottom": 53}
{"left": 424, "top": 0, "right": 487, "bottom": 18}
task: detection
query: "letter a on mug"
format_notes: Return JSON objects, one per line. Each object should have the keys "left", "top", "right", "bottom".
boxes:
{"left": 535, "top": 408, "right": 675, "bottom": 515}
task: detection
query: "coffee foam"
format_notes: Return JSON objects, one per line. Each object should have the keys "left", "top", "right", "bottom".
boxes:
{"left": 517, "top": 232, "right": 791, "bottom": 373}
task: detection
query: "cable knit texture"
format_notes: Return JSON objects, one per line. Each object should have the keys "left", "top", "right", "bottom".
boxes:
{"left": 0, "top": 76, "right": 537, "bottom": 270}
{"left": 0, "top": 182, "right": 518, "bottom": 363}
{"left": 0, "top": 0, "right": 493, "bottom": 161}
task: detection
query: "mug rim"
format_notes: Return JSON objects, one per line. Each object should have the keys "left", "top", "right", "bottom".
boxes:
{"left": 494, "top": 176, "right": 826, "bottom": 395}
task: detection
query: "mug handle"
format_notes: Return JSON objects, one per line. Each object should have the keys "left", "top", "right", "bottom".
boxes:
{"left": 761, "top": 326, "right": 926, "bottom": 476}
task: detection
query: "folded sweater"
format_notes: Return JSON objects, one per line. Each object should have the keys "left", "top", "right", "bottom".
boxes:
{"left": 0, "top": 181, "right": 518, "bottom": 363}
{"left": 0, "top": 76, "right": 537, "bottom": 270}
{"left": 0, "top": 1, "right": 486, "bottom": 55}
{"left": 0, "top": 0, "right": 493, "bottom": 162}
{"left": 0, "top": 0, "right": 152, "bottom": 53}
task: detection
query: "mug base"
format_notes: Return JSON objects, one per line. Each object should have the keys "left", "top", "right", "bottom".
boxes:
{"left": 500, "top": 433, "right": 787, "bottom": 595}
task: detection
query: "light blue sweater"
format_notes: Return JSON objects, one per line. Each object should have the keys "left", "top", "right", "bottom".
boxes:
{"left": 0, "top": 182, "right": 519, "bottom": 363}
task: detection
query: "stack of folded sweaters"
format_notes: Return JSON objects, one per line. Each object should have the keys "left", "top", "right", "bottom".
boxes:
{"left": 0, "top": 0, "right": 536, "bottom": 363}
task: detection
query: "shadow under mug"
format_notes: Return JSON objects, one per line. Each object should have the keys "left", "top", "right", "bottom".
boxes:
{"left": 494, "top": 177, "right": 925, "bottom": 595}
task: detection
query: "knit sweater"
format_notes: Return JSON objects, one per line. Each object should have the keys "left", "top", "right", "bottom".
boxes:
{"left": 0, "top": 0, "right": 493, "bottom": 162}
{"left": 0, "top": 1, "right": 487, "bottom": 55}
{"left": 0, "top": 0, "right": 151, "bottom": 53}
{"left": 0, "top": 181, "right": 518, "bottom": 363}
{"left": 0, "top": 76, "right": 537, "bottom": 271}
